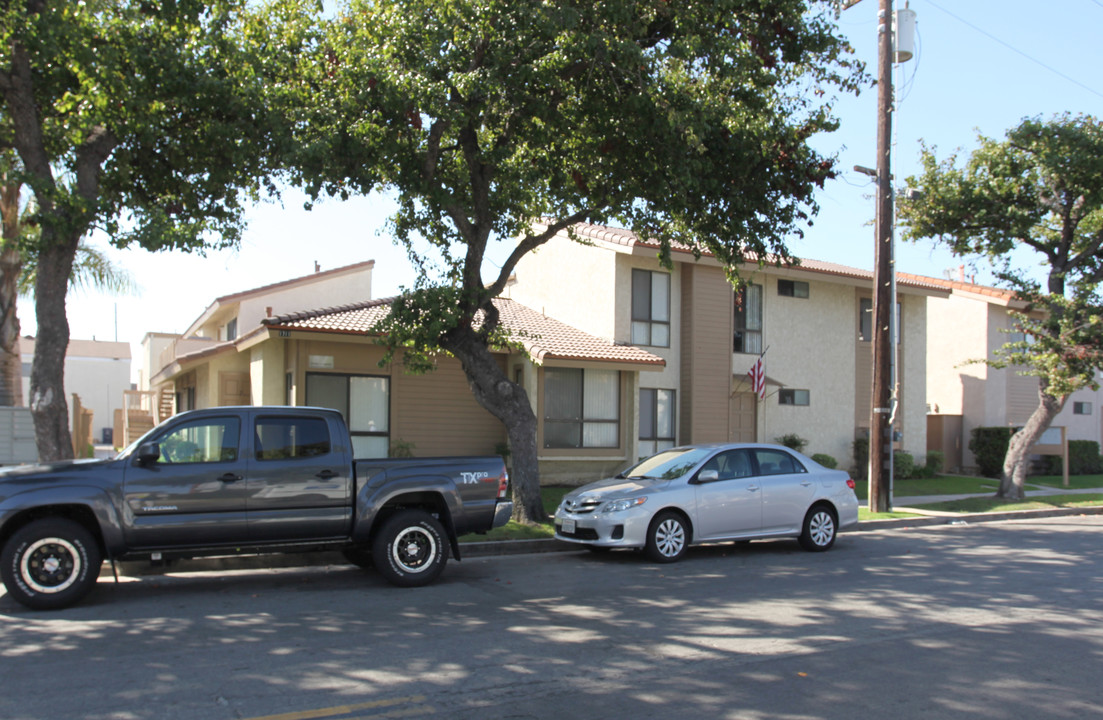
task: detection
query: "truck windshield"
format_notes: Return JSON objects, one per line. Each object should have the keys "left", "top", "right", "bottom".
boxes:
{"left": 620, "top": 447, "right": 713, "bottom": 480}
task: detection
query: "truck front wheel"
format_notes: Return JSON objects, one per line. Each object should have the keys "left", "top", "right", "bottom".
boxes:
{"left": 1, "top": 518, "right": 103, "bottom": 610}
{"left": 372, "top": 510, "right": 449, "bottom": 587}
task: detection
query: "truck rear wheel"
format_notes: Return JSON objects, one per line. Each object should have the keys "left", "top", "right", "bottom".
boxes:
{"left": 372, "top": 510, "right": 448, "bottom": 587}
{"left": 1, "top": 517, "right": 102, "bottom": 610}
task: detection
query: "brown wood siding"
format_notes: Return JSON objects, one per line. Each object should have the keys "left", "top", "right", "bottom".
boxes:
{"left": 680, "top": 264, "right": 734, "bottom": 443}
{"left": 1006, "top": 370, "right": 1038, "bottom": 426}
{"left": 391, "top": 354, "right": 506, "bottom": 456}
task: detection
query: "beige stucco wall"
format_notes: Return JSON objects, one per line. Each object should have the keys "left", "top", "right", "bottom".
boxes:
{"left": 900, "top": 294, "right": 929, "bottom": 460}
{"left": 754, "top": 275, "right": 858, "bottom": 465}
{"left": 250, "top": 340, "right": 286, "bottom": 406}
{"left": 507, "top": 232, "right": 619, "bottom": 340}
{"left": 925, "top": 293, "right": 989, "bottom": 416}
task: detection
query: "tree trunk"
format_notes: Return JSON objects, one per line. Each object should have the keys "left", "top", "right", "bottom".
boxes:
{"left": 29, "top": 235, "right": 79, "bottom": 461}
{"left": 998, "top": 380, "right": 1066, "bottom": 499}
{"left": 0, "top": 182, "right": 23, "bottom": 406}
{"left": 441, "top": 326, "right": 546, "bottom": 524}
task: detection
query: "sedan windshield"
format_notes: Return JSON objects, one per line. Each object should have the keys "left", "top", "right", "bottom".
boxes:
{"left": 620, "top": 447, "right": 714, "bottom": 480}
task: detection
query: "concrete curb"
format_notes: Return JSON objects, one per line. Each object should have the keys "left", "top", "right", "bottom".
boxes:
{"left": 850, "top": 503, "right": 1103, "bottom": 532}
{"left": 113, "top": 505, "right": 1103, "bottom": 576}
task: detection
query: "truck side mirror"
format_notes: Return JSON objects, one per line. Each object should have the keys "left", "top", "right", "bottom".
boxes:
{"left": 137, "top": 442, "right": 161, "bottom": 466}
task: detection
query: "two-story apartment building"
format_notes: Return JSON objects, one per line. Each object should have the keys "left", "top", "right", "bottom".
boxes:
{"left": 142, "top": 223, "right": 954, "bottom": 486}
{"left": 918, "top": 272, "right": 1103, "bottom": 472}
{"left": 504, "top": 222, "right": 949, "bottom": 476}
{"left": 142, "top": 260, "right": 666, "bottom": 477}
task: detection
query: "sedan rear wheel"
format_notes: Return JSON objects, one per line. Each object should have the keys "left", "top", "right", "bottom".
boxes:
{"left": 798, "top": 505, "right": 837, "bottom": 552}
{"left": 645, "top": 511, "right": 688, "bottom": 563}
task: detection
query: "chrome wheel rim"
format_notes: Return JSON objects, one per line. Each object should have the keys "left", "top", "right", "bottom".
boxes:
{"left": 808, "top": 511, "right": 835, "bottom": 546}
{"left": 391, "top": 527, "right": 437, "bottom": 574}
{"left": 654, "top": 518, "right": 686, "bottom": 558}
{"left": 21, "top": 537, "right": 82, "bottom": 594}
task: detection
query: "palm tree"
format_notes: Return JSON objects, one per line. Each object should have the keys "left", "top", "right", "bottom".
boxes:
{"left": 0, "top": 155, "right": 135, "bottom": 407}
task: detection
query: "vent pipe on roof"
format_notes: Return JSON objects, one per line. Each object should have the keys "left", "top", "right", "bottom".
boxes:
{"left": 315, "top": 261, "right": 321, "bottom": 273}
{"left": 266, "top": 306, "right": 273, "bottom": 318}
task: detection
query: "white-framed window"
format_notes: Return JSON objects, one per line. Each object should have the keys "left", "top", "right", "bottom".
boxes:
{"left": 734, "top": 283, "right": 763, "bottom": 354}
{"left": 306, "top": 372, "right": 390, "bottom": 457}
{"left": 631, "top": 269, "right": 671, "bottom": 347}
{"left": 225, "top": 317, "right": 238, "bottom": 341}
{"left": 1074, "top": 402, "right": 1092, "bottom": 415}
{"left": 639, "top": 388, "right": 676, "bottom": 459}
{"left": 544, "top": 368, "right": 620, "bottom": 448}
{"left": 779, "top": 389, "right": 810, "bottom": 406}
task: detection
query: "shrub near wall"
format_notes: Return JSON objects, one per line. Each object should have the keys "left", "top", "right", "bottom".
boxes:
{"left": 1042, "top": 440, "right": 1103, "bottom": 475}
{"left": 969, "top": 427, "right": 1015, "bottom": 478}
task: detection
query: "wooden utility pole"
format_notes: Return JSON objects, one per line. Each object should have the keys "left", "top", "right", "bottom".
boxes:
{"left": 869, "top": 0, "right": 895, "bottom": 512}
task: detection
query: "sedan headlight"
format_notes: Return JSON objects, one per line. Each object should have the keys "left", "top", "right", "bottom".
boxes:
{"left": 599, "top": 497, "right": 647, "bottom": 513}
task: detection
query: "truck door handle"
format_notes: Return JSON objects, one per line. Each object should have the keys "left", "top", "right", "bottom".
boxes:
{"left": 316, "top": 469, "right": 339, "bottom": 480}
{"left": 219, "top": 473, "right": 243, "bottom": 483}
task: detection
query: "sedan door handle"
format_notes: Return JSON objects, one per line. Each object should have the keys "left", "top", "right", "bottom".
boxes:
{"left": 801, "top": 481, "right": 813, "bottom": 487}
{"left": 315, "top": 469, "right": 339, "bottom": 480}
{"left": 746, "top": 484, "right": 760, "bottom": 492}
{"left": 219, "top": 473, "right": 243, "bottom": 483}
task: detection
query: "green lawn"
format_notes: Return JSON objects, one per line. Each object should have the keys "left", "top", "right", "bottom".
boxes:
{"left": 1025, "top": 474, "right": 1103, "bottom": 490}
{"left": 852, "top": 474, "right": 998, "bottom": 500}
{"left": 909, "top": 493, "right": 1103, "bottom": 514}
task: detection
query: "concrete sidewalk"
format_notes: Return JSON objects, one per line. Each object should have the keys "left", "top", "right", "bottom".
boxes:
{"left": 892, "top": 484, "right": 1103, "bottom": 516}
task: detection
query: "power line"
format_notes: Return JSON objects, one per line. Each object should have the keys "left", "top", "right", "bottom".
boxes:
{"left": 925, "top": 0, "right": 1103, "bottom": 101}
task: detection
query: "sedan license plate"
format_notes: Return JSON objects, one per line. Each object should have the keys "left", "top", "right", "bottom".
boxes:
{"left": 561, "top": 518, "right": 576, "bottom": 534}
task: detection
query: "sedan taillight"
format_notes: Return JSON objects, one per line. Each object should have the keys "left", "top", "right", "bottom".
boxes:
{"left": 846, "top": 478, "right": 856, "bottom": 490}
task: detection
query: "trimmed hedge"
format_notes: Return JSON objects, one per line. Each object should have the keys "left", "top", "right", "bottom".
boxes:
{"left": 811, "top": 453, "right": 837, "bottom": 469}
{"left": 894, "top": 451, "right": 914, "bottom": 480}
{"left": 969, "top": 427, "right": 1014, "bottom": 478}
{"left": 1042, "top": 440, "right": 1103, "bottom": 475}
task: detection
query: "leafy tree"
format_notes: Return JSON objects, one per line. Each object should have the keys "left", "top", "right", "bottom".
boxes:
{"left": 1, "top": 0, "right": 277, "bottom": 459}
{"left": 261, "top": 0, "right": 864, "bottom": 523}
{"left": 898, "top": 114, "right": 1103, "bottom": 499}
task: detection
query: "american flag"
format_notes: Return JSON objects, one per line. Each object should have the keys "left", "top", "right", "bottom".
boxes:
{"left": 748, "top": 356, "right": 766, "bottom": 400}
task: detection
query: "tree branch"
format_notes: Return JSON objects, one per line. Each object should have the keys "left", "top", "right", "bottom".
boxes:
{"left": 483, "top": 209, "right": 597, "bottom": 298}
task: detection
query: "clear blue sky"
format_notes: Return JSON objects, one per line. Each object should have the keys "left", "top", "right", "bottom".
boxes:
{"left": 23, "top": 0, "right": 1103, "bottom": 379}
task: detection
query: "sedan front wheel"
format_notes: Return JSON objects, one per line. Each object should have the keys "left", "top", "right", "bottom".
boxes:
{"left": 644, "top": 510, "right": 689, "bottom": 563}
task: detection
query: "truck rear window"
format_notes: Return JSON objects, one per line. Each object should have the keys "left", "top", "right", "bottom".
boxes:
{"left": 255, "top": 417, "right": 331, "bottom": 460}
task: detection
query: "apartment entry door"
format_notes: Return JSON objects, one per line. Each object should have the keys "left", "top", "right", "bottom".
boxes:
{"left": 219, "top": 372, "right": 251, "bottom": 406}
{"left": 729, "top": 391, "right": 757, "bottom": 443}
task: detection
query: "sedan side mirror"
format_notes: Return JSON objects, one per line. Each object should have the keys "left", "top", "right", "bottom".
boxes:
{"left": 690, "top": 469, "right": 719, "bottom": 485}
{"left": 137, "top": 442, "right": 161, "bottom": 466}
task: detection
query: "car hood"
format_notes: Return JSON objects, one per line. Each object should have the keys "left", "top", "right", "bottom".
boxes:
{"left": 0, "top": 457, "right": 116, "bottom": 484}
{"left": 566, "top": 475, "right": 668, "bottom": 501}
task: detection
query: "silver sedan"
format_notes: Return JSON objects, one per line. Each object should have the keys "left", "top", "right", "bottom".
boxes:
{"left": 554, "top": 443, "right": 860, "bottom": 562}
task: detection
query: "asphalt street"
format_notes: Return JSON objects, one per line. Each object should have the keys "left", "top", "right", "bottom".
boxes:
{"left": 1, "top": 515, "right": 1102, "bottom": 720}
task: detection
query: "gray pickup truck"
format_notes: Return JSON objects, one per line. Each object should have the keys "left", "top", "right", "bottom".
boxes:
{"left": 0, "top": 406, "right": 512, "bottom": 610}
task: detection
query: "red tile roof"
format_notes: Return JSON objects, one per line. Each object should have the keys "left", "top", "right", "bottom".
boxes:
{"left": 263, "top": 297, "right": 665, "bottom": 367}
{"left": 545, "top": 221, "right": 948, "bottom": 292}
{"left": 895, "top": 272, "right": 1021, "bottom": 303}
